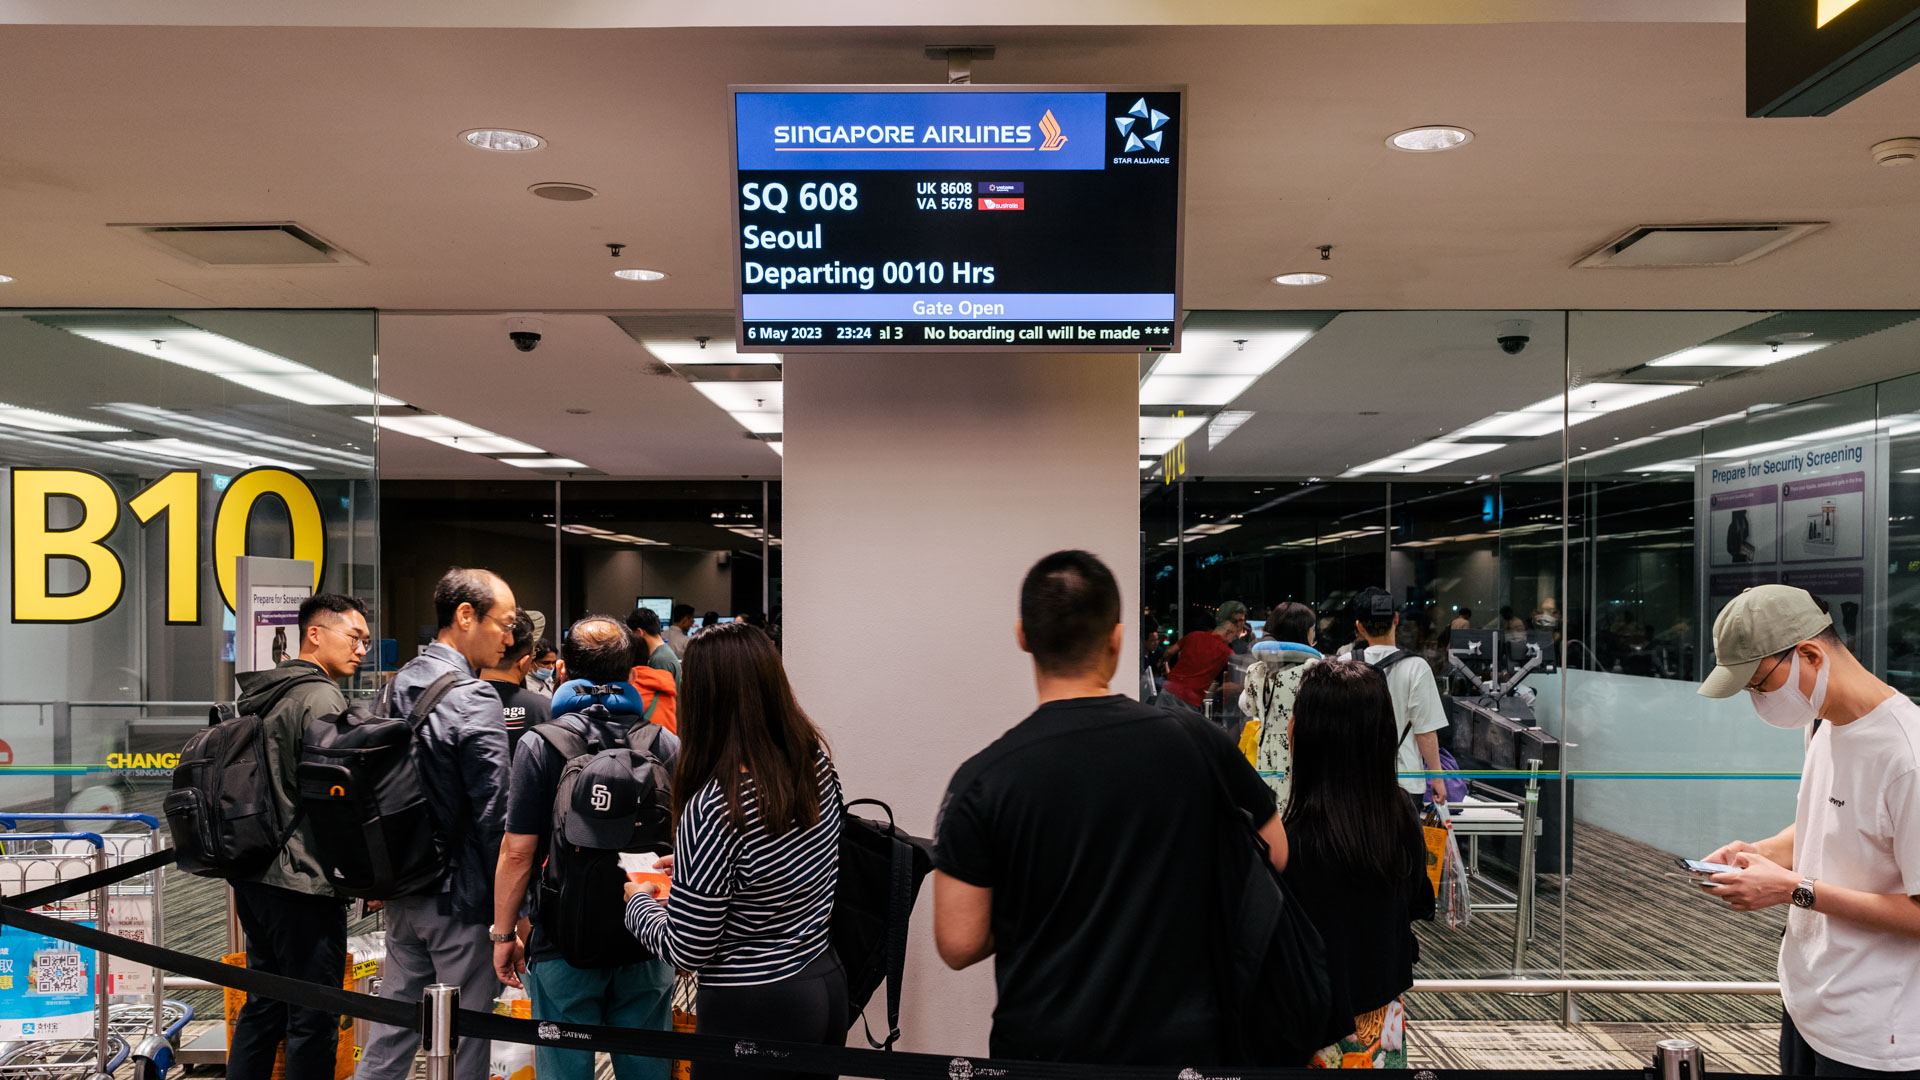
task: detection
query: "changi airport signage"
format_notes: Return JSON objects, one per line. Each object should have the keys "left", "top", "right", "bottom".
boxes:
{"left": 8, "top": 467, "right": 324, "bottom": 624}
{"left": 731, "top": 86, "right": 1183, "bottom": 352}
{"left": 1749, "top": 0, "right": 1920, "bottom": 116}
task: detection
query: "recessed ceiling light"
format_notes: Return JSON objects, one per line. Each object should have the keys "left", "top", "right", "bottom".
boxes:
{"left": 1272, "top": 272, "right": 1329, "bottom": 286}
{"left": 1388, "top": 126, "right": 1474, "bottom": 152}
{"left": 462, "top": 128, "right": 544, "bottom": 152}
{"left": 613, "top": 268, "right": 668, "bottom": 281}
{"left": 529, "top": 182, "right": 596, "bottom": 201}
{"left": 0, "top": 275, "right": 13, "bottom": 284}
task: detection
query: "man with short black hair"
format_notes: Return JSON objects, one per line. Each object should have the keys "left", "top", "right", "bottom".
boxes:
{"left": 932, "top": 551, "right": 1284, "bottom": 1065}
{"left": 230, "top": 594, "right": 367, "bottom": 1080}
{"left": 1697, "top": 586, "right": 1920, "bottom": 1077}
{"left": 1347, "top": 586, "right": 1450, "bottom": 810}
{"left": 626, "top": 607, "right": 682, "bottom": 692}
{"left": 482, "top": 611, "right": 549, "bottom": 753}
{"left": 665, "top": 604, "right": 696, "bottom": 659}
{"left": 359, "top": 567, "right": 515, "bottom": 1080}
{"left": 493, "top": 616, "right": 681, "bottom": 1080}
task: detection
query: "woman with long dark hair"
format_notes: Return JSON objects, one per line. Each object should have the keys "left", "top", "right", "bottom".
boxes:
{"left": 1283, "top": 661, "right": 1435, "bottom": 1069}
{"left": 620, "top": 622, "right": 844, "bottom": 1080}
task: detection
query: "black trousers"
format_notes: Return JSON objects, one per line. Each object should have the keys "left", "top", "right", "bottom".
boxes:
{"left": 229, "top": 880, "right": 349, "bottom": 1080}
{"left": 1781, "top": 1008, "right": 1920, "bottom": 1078}
{"left": 693, "top": 949, "right": 847, "bottom": 1080}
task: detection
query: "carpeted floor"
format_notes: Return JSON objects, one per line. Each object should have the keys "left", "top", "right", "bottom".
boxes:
{"left": 1409, "top": 819, "right": 1786, "bottom": 1024}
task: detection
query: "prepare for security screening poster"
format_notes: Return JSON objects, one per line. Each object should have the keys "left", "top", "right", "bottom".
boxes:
{"left": 1699, "top": 434, "right": 1886, "bottom": 664}
{"left": 233, "top": 556, "right": 314, "bottom": 678}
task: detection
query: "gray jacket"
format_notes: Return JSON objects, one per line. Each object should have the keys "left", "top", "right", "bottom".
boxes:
{"left": 234, "top": 660, "right": 347, "bottom": 898}
{"left": 388, "top": 641, "right": 509, "bottom": 925}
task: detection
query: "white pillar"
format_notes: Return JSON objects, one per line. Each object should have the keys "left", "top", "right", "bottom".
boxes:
{"left": 781, "top": 353, "right": 1140, "bottom": 1056}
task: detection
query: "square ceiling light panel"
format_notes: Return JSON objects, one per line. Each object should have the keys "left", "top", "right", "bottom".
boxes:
{"left": 109, "top": 222, "right": 366, "bottom": 268}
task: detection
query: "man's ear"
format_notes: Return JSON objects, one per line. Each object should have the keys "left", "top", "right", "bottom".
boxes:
{"left": 555, "top": 659, "right": 570, "bottom": 684}
{"left": 1108, "top": 622, "right": 1125, "bottom": 655}
{"left": 1015, "top": 619, "right": 1030, "bottom": 656}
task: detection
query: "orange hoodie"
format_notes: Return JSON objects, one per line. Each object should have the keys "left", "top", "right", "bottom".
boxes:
{"left": 624, "top": 665, "right": 678, "bottom": 734}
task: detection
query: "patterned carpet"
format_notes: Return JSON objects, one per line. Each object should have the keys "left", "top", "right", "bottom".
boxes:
{"left": 1408, "top": 1021, "right": 1780, "bottom": 1072}
{"left": 1409, "top": 819, "right": 1786, "bottom": 1024}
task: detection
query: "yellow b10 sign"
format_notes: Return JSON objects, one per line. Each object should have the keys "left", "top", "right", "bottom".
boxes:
{"left": 10, "top": 467, "right": 325, "bottom": 624}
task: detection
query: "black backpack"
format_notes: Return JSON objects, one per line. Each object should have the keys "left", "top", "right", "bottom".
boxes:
{"left": 296, "top": 672, "right": 459, "bottom": 899}
{"left": 533, "top": 704, "right": 674, "bottom": 970}
{"left": 165, "top": 672, "right": 329, "bottom": 878}
{"left": 832, "top": 799, "right": 932, "bottom": 1050}
{"left": 1177, "top": 717, "right": 1346, "bottom": 1065}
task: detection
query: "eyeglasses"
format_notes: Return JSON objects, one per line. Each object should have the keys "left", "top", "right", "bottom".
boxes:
{"left": 478, "top": 610, "right": 517, "bottom": 635}
{"left": 1745, "top": 653, "right": 1789, "bottom": 691}
{"left": 315, "top": 624, "right": 372, "bottom": 652}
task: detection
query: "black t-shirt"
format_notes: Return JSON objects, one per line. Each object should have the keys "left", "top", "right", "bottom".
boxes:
{"left": 486, "top": 680, "right": 551, "bottom": 753}
{"left": 933, "top": 695, "right": 1277, "bottom": 1065}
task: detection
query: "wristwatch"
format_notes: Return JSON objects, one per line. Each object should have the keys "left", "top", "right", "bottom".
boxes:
{"left": 489, "top": 930, "right": 516, "bottom": 943}
{"left": 1791, "top": 877, "right": 1817, "bottom": 909}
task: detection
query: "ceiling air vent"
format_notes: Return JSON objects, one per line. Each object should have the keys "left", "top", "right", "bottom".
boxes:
{"left": 109, "top": 222, "right": 365, "bottom": 268}
{"left": 1573, "top": 222, "right": 1826, "bottom": 269}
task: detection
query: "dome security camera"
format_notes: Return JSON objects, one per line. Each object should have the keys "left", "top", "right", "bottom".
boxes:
{"left": 506, "top": 317, "right": 544, "bottom": 352}
{"left": 1496, "top": 318, "right": 1533, "bottom": 356}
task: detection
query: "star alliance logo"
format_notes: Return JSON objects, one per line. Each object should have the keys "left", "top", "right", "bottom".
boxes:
{"left": 1114, "top": 97, "right": 1169, "bottom": 152}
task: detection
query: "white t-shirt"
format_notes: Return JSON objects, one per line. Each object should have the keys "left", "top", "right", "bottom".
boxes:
{"left": 1357, "top": 645, "right": 1450, "bottom": 796}
{"left": 1780, "top": 692, "right": 1920, "bottom": 1070}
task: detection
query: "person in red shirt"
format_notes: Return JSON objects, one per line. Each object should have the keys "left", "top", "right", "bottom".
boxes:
{"left": 1156, "top": 600, "right": 1248, "bottom": 713}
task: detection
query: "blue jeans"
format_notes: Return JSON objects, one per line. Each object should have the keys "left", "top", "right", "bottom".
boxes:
{"left": 525, "top": 957, "right": 675, "bottom": 1080}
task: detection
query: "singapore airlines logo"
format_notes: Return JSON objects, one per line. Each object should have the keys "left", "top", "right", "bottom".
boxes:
{"left": 1038, "top": 110, "right": 1067, "bottom": 151}
{"left": 1114, "top": 97, "right": 1169, "bottom": 152}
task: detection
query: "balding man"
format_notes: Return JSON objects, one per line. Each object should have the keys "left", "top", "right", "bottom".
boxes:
{"left": 358, "top": 567, "right": 516, "bottom": 1080}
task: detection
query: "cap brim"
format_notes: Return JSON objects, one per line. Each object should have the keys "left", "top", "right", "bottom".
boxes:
{"left": 563, "top": 815, "right": 635, "bottom": 849}
{"left": 1698, "top": 658, "right": 1761, "bottom": 699}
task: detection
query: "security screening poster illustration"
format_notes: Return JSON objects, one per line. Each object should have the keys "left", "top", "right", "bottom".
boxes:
{"left": 1698, "top": 431, "right": 1887, "bottom": 668}
{"left": 0, "top": 926, "right": 97, "bottom": 1040}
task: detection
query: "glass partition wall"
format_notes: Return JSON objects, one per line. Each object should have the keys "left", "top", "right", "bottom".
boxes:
{"left": 1145, "top": 309, "right": 1920, "bottom": 1022}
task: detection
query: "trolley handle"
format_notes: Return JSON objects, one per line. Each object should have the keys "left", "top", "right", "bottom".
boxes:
{"left": 0, "top": 831, "right": 106, "bottom": 849}
{"left": 0, "top": 813, "right": 161, "bottom": 829}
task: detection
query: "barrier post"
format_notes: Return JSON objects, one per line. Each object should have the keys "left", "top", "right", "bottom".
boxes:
{"left": 1652, "top": 1036, "right": 1705, "bottom": 1078}
{"left": 93, "top": 847, "right": 110, "bottom": 1076}
{"left": 423, "top": 984, "right": 459, "bottom": 1080}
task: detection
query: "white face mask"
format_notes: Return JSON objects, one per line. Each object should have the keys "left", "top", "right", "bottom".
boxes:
{"left": 1749, "top": 648, "right": 1829, "bottom": 729}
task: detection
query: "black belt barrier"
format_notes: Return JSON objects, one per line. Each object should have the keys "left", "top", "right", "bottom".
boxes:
{"left": 0, "top": 846, "right": 1764, "bottom": 1080}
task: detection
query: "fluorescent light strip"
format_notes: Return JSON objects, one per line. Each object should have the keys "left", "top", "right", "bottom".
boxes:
{"left": 428, "top": 435, "right": 544, "bottom": 455}
{"left": 0, "top": 403, "right": 127, "bottom": 433}
{"left": 1345, "top": 440, "right": 1505, "bottom": 476}
{"left": 1140, "top": 329, "right": 1314, "bottom": 406}
{"left": 1208, "top": 410, "right": 1254, "bottom": 449}
{"left": 103, "top": 404, "right": 370, "bottom": 469}
{"left": 1647, "top": 342, "right": 1826, "bottom": 368}
{"left": 502, "top": 457, "right": 588, "bottom": 469}
{"left": 691, "top": 381, "right": 783, "bottom": 435}
{"left": 103, "top": 437, "right": 312, "bottom": 471}
{"left": 68, "top": 327, "right": 400, "bottom": 406}
{"left": 360, "top": 415, "right": 491, "bottom": 439}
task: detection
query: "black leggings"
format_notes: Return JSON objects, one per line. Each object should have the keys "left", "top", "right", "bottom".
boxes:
{"left": 694, "top": 949, "right": 847, "bottom": 1080}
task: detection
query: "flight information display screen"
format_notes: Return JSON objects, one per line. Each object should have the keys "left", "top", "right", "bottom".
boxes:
{"left": 731, "top": 86, "right": 1183, "bottom": 352}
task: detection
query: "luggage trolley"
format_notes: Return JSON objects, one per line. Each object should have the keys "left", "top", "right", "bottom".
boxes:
{"left": 0, "top": 815, "right": 183, "bottom": 1080}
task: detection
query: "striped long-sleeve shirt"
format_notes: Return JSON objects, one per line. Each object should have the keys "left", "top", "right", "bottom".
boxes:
{"left": 623, "top": 748, "right": 842, "bottom": 986}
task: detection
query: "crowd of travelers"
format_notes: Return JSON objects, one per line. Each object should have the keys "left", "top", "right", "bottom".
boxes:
{"left": 221, "top": 559, "right": 1917, "bottom": 1079}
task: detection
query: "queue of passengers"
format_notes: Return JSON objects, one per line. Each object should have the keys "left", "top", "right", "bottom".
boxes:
{"left": 226, "top": 562, "right": 1919, "bottom": 1079}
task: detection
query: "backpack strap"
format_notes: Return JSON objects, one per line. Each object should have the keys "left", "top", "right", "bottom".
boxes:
{"left": 532, "top": 721, "right": 593, "bottom": 762}
{"left": 405, "top": 672, "right": 462, "bottom": 731}
{"left": 627, "top": 720, "right": 666, "bottom": 758}
{"left": 844, "top": 798, "right": 911, "bottom": 1051}
{"left": 637, "top": 687, "right": 660, "bottom": 725}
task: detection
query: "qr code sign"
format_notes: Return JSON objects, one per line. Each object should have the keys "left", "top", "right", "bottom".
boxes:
{"left": 31, "top": 952, "right": 86, "bottom": 996}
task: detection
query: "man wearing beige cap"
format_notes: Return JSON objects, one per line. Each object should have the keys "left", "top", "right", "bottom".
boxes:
{"left": 1696, "top": 585, "right": 1920, "bottom": 1077}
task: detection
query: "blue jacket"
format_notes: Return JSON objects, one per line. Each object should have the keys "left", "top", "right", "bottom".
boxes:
{"left": 388, "top": 642, "right": 509, "bottom": 925}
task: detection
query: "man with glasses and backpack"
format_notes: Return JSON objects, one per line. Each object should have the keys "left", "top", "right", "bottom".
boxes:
{"left": 356, "top": 567, "right": 516, "bottom": 1080}
{"left": 492, "top": 615, "right": 681, "bottom": 1080}
{"left": 227, "top": 593, "right": 368, "bottom": 1080}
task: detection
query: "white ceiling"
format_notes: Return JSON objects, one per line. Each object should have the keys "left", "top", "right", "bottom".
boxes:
{"left": 3, "top": 16, "right": 1919, "bottom": 479}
